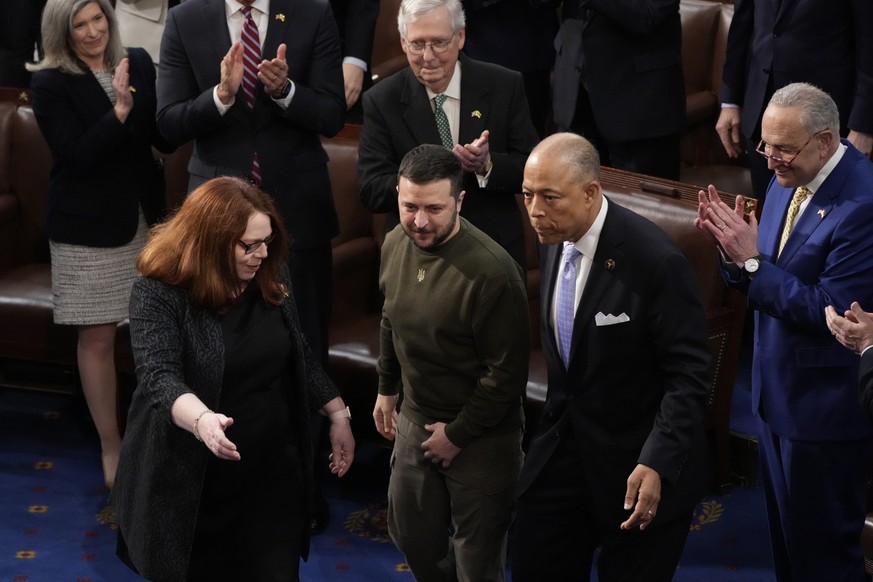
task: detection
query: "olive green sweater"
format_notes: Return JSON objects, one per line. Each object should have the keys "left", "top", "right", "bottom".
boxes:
{"left": 378, "top": 218, "right": 531, "bottom": 448}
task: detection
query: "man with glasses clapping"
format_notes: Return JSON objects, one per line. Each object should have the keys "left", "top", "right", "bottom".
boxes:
{"left": 358, "top": 0, "right": 539, "bottom": 270}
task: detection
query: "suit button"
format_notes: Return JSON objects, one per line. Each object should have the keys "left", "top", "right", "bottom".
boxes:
{"left": 555, "top": 431, "right": 560, "bottom": 438}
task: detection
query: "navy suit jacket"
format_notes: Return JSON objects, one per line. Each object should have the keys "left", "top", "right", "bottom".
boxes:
{"left": 726, "top": 142, "right": 873, "bottom": 441}
{"left": 461, "top": 0, "right": 558, "bottom": 74}
{"left": 720, "top": 0, "right": 873, "bottom": 139}
{"left": 517, "top": 200, "right": 711, "bottom": 523}
{"left": 30, "top": 47, "right": 170, "bottom": 247}
{"left": 157, "top": 0, "right": 346, "bottom": 247}
{"left": 860, "top": 349, "right": 873, "bottom": 424}
{"left": 329, "top": 0, "right": 379, "bottom": 66}
{"left": 552, "top": 0, "right": 685, "bottom": 141}
{"left": 358, "top": 54, "right": 539, "bottom": 266}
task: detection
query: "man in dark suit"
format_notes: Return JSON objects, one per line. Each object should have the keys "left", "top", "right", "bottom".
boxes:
{"left": 698, "top": 83, "right": 873, "bottom": 580}
{"left": 358, "top": 0, "right": 539, "bottom": 269}
{"left": 716, "top": 0, "right": 873, "bottom": 199}
{"left": 0, "top": 0, "right": 47, "bottom": 87}
{"left": 512, "top": 132, "right": 711, "bottom": 582}
{"left": 157, "top": 0, "right": 345, "bottom": 534}
{"left": 552, "top": 0, "right": 685, "bottom": 180}
{"left": 827, "top": 302, "right": 873, "bottom": 422}
{"left": 329, "top": 0, "right": 380, "bottom": 122}
{"left": 460, "top": 0, "right": 558, "bottom": 136}
{"left": 157, "top": 0, "right": 345, "bottom": 363}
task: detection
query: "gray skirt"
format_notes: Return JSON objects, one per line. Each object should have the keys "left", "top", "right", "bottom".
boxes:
{"left": 50, "top": 211, "right": 148, "bottom": 326}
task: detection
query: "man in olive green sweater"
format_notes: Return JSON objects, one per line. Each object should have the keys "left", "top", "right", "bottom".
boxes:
{"left": 373, "top": 144, "right": 530, "bottom": 582}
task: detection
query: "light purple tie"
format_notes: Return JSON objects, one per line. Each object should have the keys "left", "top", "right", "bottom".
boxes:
{"left": 557, "top": 244, "right": 582, "bottom": 368}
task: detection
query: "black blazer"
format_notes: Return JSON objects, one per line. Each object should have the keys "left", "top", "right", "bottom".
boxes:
{"left": 517, "top": 200, "right": 712, "bottom": 523}
{"left": 30, "top": 47, "right": 170, "bottom": 247}
{"left": 113, "top": 269, "right": 340, "bottom": 580}
{"left": 329, "top": 0, "right": 379, "bottom": 66}
{"left": 358, "top": 54, "right": 539, "bottom": 267}
{"left": 720, "top": 0, "right": 873, "bottom": 140}
{"left": 861, "top": 350, "right": 873, "bottom": 424}
{"left": 157, "top": 0, "right": 346, "bottom": 248}
{"left": 552, "top": 0, "right": 685, "bottom": 141}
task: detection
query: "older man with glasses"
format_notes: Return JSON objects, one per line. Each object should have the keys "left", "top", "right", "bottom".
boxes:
{"left": 358, "top": 0, "right": 539, "bottom": 270}
{"left": 696, "top": 82, "right": 873, "bottom": 582}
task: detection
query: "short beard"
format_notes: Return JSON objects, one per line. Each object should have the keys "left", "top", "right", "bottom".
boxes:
{"left": 405, "top": 204, "right": 459, "bottom": 250}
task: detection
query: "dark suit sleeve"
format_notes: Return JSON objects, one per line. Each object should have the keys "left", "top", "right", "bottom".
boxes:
{"left": 155, "top": 8, "right": 227, "bottom": 147}
{"left": 480, "top": 70, "right": 538, "bottom": 194}
{"left": 335, "top": 0, "right": 379, "bottom": 64}
{"left": 584, "top": 0, "right": 679, "bottom": 36}
{"left": 359, "top": 87, "right": 402, "bottom": 213}
{"left": 30, "top": 72, "right": 129, "bottom": 178}
{"left": 847, "top": 0, "right": 873, "bottom": 134}
{"left": 637, "top": 248, "right": 711, "bottom": 483}
{"left": 277, "top": 0, "right": 346, "bottom": 137}
{"left": 860, "top": 349, "right": 873, "bottom": 422}
{"left": 719, "top": 0, "right": 753, "bottom": 105}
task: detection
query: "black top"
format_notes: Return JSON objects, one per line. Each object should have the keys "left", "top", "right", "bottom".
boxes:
{"left": 201, "top": 286, "right": 296, "bottom": 508}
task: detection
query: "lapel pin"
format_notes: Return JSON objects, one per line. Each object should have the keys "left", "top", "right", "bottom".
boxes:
{"left": 605, "top": 259, "right": 615, "bottom": 270}
{"left": 817, "top": 209, "right": 826, "bottom": 218}
{"left": 275, "top": 13, "right": 285, "bottom": 21}
{"left": 470, "top": 110, "right": 481, "bottom": 119}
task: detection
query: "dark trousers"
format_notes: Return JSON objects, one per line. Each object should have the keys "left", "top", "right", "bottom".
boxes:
{"left": 756, "top": 416, "right": 871, "bottom": 582}
{"left": 569, "top": 87, "right": 681, "bottom": 181}
{"left": 288, "top": 243, "right": 332, "bottom": 365}
{"left": 746, "top": 134, "right": 775, "bottom": 200}
{"left": 187, "top": 453, "right": 305, "bottom": 582}
{"left": 512, "top": 436, "right": 692, "bottom": 582}
{"left": 288, "top": 243, "right": 333, "bottom": 510}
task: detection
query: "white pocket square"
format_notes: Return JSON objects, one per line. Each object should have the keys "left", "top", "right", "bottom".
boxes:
{"left": 595, "top": 312, "right": 630, "bottom": 326}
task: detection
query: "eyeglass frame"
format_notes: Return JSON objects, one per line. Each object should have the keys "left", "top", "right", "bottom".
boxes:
{"left": 237, "top": 232, "right": 276, "bottom": 254}
{"left": 755, "top": 130, "right": 826, "bottom": 167}
{"left": 403, "top": 34, "right": 455, "bottom": 55}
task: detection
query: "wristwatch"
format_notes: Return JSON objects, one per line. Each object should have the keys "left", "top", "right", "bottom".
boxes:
{"left": 273, "top": 78, "right": 292, "bottom": 100}
{"left": 743, "top": 255, "right": 763, "bottom": 277}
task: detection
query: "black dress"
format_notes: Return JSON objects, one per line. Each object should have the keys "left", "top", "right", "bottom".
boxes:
{"left": 187, "top": 286, "right": 305, "bottom": 582}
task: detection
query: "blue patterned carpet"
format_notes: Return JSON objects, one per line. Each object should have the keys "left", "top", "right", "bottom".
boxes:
{"left": 0, "top": 387, "right": 774, "bottom": 581}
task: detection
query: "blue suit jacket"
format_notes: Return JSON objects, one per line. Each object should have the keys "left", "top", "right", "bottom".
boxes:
{"left": 157, "top": 0, "right": 346, "bottom": 247}
{"left": 518, "top": 200, "right": 711, "bottom": 523}
{"left": 728, "top": 142, "right": 873, "bottom": 440}
{"left": 720, "top": 0, "right": 873, "bottom": 138}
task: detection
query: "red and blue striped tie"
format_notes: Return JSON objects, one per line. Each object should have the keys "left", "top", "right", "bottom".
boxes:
{"left": 241, "top": 5, "right": 262, "bottom": 184}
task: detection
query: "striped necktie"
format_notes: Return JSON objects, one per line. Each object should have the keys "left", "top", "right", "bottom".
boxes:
{"left": 240, "top": 5, "right": 262, "bottom": 184}
{"left": 777, "top": 186, "right": 811, "bottom": 257}
{"left": 433, "top": 94, "right": 453, "bottom": 149}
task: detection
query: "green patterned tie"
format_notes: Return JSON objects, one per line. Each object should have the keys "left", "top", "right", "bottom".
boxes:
{"left": 777, "top": 186, "right": 811, "bottom": 257}
{"left": 433, "top": 94, "right": 453, "bottom": 149}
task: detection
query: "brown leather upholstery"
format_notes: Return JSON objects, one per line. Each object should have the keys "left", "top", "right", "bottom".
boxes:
{"left": 678, "top": 0, "right": 752, "bottom": 197}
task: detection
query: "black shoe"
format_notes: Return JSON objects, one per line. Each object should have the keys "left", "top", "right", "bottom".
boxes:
{"left": 310, "top": 496, "right": 330, "bottom": 535}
